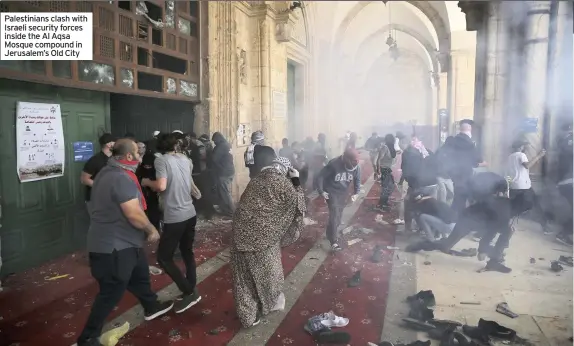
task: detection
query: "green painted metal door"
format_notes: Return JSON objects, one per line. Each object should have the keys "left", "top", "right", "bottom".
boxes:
{"left": 0, "top": 79, "right": 109, "bottom": 273}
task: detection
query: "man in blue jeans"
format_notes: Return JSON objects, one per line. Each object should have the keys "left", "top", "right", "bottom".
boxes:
{"left": 411, "top": 191, "right": 456, "bottom": 241}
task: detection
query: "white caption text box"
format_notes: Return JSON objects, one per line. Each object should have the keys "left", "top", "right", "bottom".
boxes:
{"left": 1, "top": 12, "right": 93, "bottom": 60}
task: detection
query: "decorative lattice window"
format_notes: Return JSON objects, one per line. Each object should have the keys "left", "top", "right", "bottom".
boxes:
{"left": 99, "top": 36, "right": 115, "bottom": 58}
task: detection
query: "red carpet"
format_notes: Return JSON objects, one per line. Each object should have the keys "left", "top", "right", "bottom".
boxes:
{"left": 269, "top": 180, "right": 397, "bottom": 346}
{"left": 116, "top": 162, "right": 374, "bottom": 346}
{"left": 0, "top": 222, "right": 232, "bottom": 346}
{"left": 0, "top": 159, "right": 384, "bottom": 346}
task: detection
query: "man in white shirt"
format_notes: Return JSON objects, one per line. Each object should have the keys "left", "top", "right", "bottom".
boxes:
{"left": 506, "top": 139, "right": 546, "bottom": 220}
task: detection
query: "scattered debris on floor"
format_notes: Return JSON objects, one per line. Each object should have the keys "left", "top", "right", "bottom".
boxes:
{"left": 551, "top": 261, "right": 564, "bottom": 272}
{"left": 393, "top": 289, "right": 534, "bottom": 346}
{"left": 148, "top": 266, "right": 163, "bottom": 276}
{"left": 359, "top": 227, "right": 374, "bottom": 235}
{"left": 44, "top": 274, "right": 70, "bottom": 281}
{"left": 99, "top": 321, "right": 130, "bottom": 346}
{"left": 347, "top": 238, "right": 363, "bottom": 246}
{"left": 460, "top": 301, "right": 481, "bottom": 305}
{"left": 558, "top": 255, "right": 573, "bottom": 267}
{"left": 347, "top": 270, "right": 361, "bottom": 287}
{"left": 423, "top": 261, "right": 431, "bottom": 265}
{"left": 375, "top": 214, "right": 389, "bottom": 225}
{"left": 371, "top": 245, "right": 383, "bottom": 263}
{"left": 303, "top": 217, "right": 318, "bottom": 226}
{"left": 342, "top": 226, "right": 354, "bottom": 235}
{"left": 496, "top": 302, "right": 519, "bottom": 318}
{"left": 529, "top": 257, "right": 536, "bottom": 264}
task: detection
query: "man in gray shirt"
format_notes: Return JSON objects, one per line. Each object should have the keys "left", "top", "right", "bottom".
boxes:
{"left": 77, "top": 139, "right": 173, "bottom": 346}
{"left": 142, "top": 133, "right": 202, "bottom": 314}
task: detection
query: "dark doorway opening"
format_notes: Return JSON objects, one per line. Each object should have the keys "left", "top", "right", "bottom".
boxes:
{"left": 110, "top": 94, "right": 196, "bottom": 143}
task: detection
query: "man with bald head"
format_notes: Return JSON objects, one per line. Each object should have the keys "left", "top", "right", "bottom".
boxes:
{"left": 445, "top": 119, "right": 486, "bottom": 217}
{"left": 77, "top": 138, "right": 173, "bottom": 346}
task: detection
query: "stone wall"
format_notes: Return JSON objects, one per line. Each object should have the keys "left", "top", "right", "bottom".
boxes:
{"left": 207, "top": 1, "right": 317, "bottom": 199}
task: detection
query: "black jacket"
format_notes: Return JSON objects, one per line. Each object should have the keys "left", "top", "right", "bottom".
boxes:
{"left": 211, "top": 133, "right": 235, "bottom": 177}
{"left": 446, "top": 133, "right": 482, "bottom": 180}
{"left": 401, "top": 147, "right": 437, "bottom": 188}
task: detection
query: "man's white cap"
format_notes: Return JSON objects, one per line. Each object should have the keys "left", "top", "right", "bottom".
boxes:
{"left": 153, "top": 130, "right": 160, "bottom": 137}
{"left": 172, "top": 130, "right": 183, "bottom": 134}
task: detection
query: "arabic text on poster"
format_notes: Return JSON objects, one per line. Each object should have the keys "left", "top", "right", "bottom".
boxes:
{"left": 16, "top": 102, "right": 65, "bottom": 182}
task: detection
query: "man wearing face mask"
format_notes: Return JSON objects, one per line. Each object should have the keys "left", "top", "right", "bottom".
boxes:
{"left": 446, "top": 119, "right": 486, "bottom": 217}
{"left": 81, "top": 133, "right": 116, "bottom": 213}
{"left": 317, "top": 148, "right": 361, "bottom": 252}
{"left": 77, "top": 139, "right": 171, "bottom": 346}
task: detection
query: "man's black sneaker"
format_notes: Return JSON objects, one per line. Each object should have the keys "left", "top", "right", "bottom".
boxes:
{"left": 485, "top": 260, "right": 512, "bottom": 273}
{"left": 174, "top": 291, "right": 202, "bottom": 314}
{"left": 144, "top": 301, "right": 174, "bottom": 321}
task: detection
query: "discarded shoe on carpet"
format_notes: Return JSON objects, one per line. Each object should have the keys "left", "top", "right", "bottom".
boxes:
{"left": 368, "top": 341, "right": 431, "bottom": 346}
{"left": 348, "top": 270, "right": 361, "bottom": 287}
{"left": 312, "top": 329, "right": 351, "bottom": 344}
{"left": 371, "top": 245, "right": 383, "bottom": 263}
{"left": 304, "top": 315, "right": 351, "bottom": 344}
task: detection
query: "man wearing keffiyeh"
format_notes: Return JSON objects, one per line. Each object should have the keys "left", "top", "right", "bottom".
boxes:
{"left": 244, "top": 130, "right": 265, "bottom": 179}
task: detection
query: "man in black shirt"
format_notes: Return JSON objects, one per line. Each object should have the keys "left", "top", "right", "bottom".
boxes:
{"left": 446, "top": 119, "right": 486, "bottom": 217}
{"left": 81, "top": 133, "right": 115, "bottom": 207}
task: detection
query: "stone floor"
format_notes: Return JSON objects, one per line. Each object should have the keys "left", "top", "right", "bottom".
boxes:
{"left": 381, "top": 218, "right": 573, "bottom": 346}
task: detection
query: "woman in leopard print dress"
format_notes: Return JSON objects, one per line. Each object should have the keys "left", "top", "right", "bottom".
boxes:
{"left": 231, "top": 157, "right": 306, "bottom": 328}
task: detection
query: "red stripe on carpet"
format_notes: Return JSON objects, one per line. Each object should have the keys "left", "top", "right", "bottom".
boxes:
{"left": 0, "top": 223, "right": 232, "bottom": 346}
{"left": 115, "top": 161, "right": 374, "bottom": 346}
{"left": 269, "top": 181, "right": 398, "bottom": 346}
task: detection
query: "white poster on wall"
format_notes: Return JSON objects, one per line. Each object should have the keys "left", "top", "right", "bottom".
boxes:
{"left": 16, "top": 102, "right": 65, "bottom": 183}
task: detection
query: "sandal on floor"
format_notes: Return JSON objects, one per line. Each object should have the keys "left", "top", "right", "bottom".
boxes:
{"left": 496, "top": 302, "right": 518, "bottom": 318}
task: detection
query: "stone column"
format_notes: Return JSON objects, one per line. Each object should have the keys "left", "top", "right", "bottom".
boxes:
{"left": 546, "top": 1, "right": 574, "bottom": 178}
{"left": 480, "top": 2, "right": 510, "bottom": 173}
{"left": 258, "top": 16, "right": 272, "bottom": 138}
{"left": 207, "top": 2, "right": 237, "bottom": 138}
{"left": 522, "top": 1, "right": 552, "bottom": 174}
